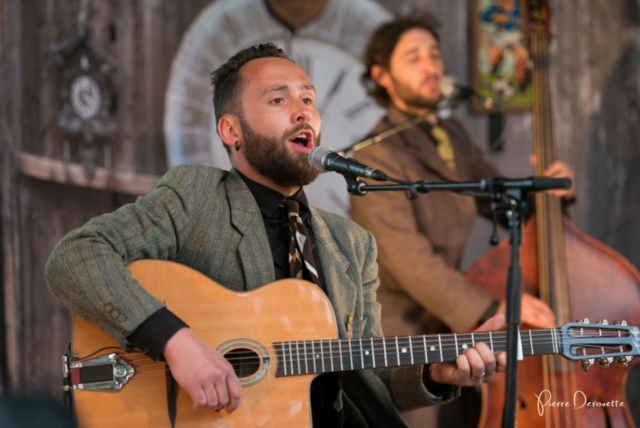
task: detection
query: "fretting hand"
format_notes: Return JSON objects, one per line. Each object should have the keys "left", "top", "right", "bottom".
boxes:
{"left": 429, "top": 313, "right": 507, "bottom": 386}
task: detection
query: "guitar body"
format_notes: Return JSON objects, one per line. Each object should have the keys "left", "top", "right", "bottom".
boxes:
{"left": 71, "top": 260, "right": 339, "bottom": 427}
{"left": 67, "top": 260, "right": 640, "bottom": 427}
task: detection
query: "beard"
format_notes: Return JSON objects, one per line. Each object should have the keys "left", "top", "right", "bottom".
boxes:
{"left": 391, "top": 74, "right": 442, "bottom": 110}
{"left": 238, "top": 115, "right": 320, "bottom": 189}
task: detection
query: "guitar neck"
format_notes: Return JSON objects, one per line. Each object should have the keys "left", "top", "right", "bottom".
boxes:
{"left": 275, "top": 329, "right": 558, "bottom": 377}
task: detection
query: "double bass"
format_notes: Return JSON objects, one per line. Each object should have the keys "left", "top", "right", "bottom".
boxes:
{"left": 466, "top": 1, "right": 640, "bottom": 427}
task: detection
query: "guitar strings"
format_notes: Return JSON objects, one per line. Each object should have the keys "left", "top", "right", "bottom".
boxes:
{"left": 84, "top": 330, "right": 630, "bottom": 363}
{"left": 78, "top": 329, "right": 632, "bottom": 376}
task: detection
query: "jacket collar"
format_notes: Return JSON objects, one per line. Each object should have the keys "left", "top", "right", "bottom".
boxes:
{"left": 384, "top": 106, "right": 460, "bottom": 182}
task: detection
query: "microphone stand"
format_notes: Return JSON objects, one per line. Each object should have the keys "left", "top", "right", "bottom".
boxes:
{"left": 347, "top": 174, "right": 570, "bottom": 428}
{"left": 339, "top": 90, "right": 496, "bottom": 156}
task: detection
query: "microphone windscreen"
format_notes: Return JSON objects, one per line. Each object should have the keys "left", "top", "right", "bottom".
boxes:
{"left": 438, "top": 75, "right": 457, "bottom": 98}
{"left": 309, "top": 146, "right": 334, "bottom": 173}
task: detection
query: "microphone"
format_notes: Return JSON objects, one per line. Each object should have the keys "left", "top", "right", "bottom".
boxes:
{"left": 309, "top": 146, "right": 388, "bottom": 181}
{"left": 439, "top": 75, "right": 495, "bottom": 109}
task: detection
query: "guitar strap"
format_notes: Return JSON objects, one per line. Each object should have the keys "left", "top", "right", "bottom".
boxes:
{"left": 165, "top": 365, "right": 178, "bottom": 427}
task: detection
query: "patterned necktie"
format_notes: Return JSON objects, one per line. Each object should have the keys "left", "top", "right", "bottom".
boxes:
{"left": 283, "top": 199, "right": 321, "bottom": 286}
{"left": 430, "top": 125, "right": 456, "bottom": 170}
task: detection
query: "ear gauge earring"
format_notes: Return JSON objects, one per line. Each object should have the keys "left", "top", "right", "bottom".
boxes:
{"left": 234, "top": 141, "right": 241, "bottom": 152}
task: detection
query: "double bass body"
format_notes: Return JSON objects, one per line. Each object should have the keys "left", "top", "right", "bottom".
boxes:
{"left": 467, "top": 217, "right": 640, "bottom": 428}
{"left": 466, "top": 1, "right": 640, "bottom": 426}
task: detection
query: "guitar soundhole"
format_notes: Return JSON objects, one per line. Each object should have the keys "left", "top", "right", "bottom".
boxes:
{"left": 225, "top": 347, "right": 260, "bottom": 378}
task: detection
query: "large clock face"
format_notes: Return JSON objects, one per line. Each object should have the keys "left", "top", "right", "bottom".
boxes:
{"left": 164, "top": 0, "right": 391, "bottom": 217}
{"left": 70, "top": 75, "right": 102, "bottom": 120}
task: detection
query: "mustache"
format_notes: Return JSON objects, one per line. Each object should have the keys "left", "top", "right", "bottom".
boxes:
{"left": 283, "top": 123, "right": 318, "bottom": 141}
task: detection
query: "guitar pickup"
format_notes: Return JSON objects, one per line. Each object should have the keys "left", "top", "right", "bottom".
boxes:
{"left": 63, "top": 353, "right": 135, "bottom": 392}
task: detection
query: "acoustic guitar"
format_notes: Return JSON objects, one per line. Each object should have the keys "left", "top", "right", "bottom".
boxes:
{"left": 64, "top": 260, "right": 639, "bottom": 427}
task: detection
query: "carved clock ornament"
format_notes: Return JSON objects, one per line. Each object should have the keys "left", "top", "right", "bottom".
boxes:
{"left": 164, "top": 0, "right": 392, "bottom": 217}
{"left": 53, "top": 18, "right": 117, "bottom": 180}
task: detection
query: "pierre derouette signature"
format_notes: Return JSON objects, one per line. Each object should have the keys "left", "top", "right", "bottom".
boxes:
{"left": 535, "top": 390, "right": 625, "bottom": 416}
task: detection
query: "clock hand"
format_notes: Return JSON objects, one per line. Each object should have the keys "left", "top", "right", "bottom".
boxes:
{"left": 318, "top": 68, "right": 347, "bottom": 115}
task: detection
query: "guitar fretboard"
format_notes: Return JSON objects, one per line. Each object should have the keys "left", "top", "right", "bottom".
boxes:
{"left": 274, "top": 329, "right": 559, "bottom": 377}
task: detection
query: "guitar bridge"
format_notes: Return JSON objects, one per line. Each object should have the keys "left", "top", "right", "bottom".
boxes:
{"left": 63, "top": 353, "right": 135, "bottom": 392}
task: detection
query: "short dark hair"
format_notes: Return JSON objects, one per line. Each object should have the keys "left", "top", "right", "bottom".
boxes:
{"left": 211, "top": 43, "right": 292, "bottom": 126}
{"left": 361, "top": 15, "right": 441, "bottom": 108}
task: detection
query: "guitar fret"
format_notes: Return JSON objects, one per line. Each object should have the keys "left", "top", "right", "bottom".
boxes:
{"left": 348, "top": 339, "right": 354, "bottom": 370}
{"left": 359, "top": 338, "right": 365, "bottom": 369}
{"left": 412, "top": 336, "right": 426, "bottom": 365}
{"left": 338, "top": 340, "right": 344, "bottom": 371}
{"left": 321, "top": 340, "right": 327, "bottom": 373}
{"left": 409, "top": 336, "right": 414, "bottom": 365}
{"left": 388, "top": 336, "right": 400, "bottom": 367}
{"left": 383, "top": 337, "right": 388, "bottom": 366}
{"left": 371, "top": 338, "right": 376, "bottom": 368}
{"left": 311, "top": 341, "right": 316, "bottom": 373}
{"left": 296, "top": 342, "right": 301, "bottom": 375}
{"left": 303, "top": 341, "right": 308, "bottom": 374}
{"left": 399, "top": 337, "right": 413, "bottom": 366}
{"left": 423, "top": 336, "right": 428, "bottom": 363}
{"left": 395, "top": 336, "right": 400, "bottom": 365}
{"left": 489, "top": 331, "right": 494, "bottom": 352}
{"left": 329, "top": 340, "right": 334, "bottom": 372}
{"left": 438, "top": 334, "right": 443, "bottom": 362}
{"left": 454, "top": 333, "right": 459, "bottom": 357}
{"left": 529, "top": 330, "right": 534, "bottom": 355}
{"left": 471, "top": 332, "right": 475, "bottom": 347}
{"left": 289, "top": 342, "right": 294, "bottom": 375}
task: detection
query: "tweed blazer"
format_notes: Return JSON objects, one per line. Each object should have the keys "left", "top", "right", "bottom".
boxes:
{"left": 45, "top": 165, "right": 458, "bottom": 427}
{"left": 350, "top": 107, "right": 502, "bottom": 335}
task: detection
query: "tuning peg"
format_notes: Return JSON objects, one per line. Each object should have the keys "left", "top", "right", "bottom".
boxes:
{"left": 598, "top": 357, "right": 613, "bottom": 367}
{"left": 616, "top": 356, "right": 632, "bottom": 367}
{"left": 595, "top": 319, "right": 609, "bottom": 325}
{"left": 612, "top": 321, "right": 631, "bottom": 366}
{"left": 576, "top": 318, "right": 590, "bottom": 324}
{"left": 581, "top": 359, "right": 594, "bottom": 372}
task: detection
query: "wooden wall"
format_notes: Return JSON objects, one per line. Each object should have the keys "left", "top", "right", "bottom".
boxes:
{"left": 1, "top": 0, "right": 639, "bottom": 414}
{"left": 0, "top": 0, "right": 211, "bottom": 395}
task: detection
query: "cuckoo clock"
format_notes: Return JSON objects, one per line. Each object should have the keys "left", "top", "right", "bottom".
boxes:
{"left": 53, "top": 21, "right": 117, "bottom": 180}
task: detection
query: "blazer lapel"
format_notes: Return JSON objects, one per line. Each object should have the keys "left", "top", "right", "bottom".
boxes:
{"left": 225, "top": 170, "right": 275, "bottom": 290}
{"left": 386, "top": 107, "right": 461, "bottom": 182}
{"left": 310, "top": 209, "right": 355, "bottom": 338}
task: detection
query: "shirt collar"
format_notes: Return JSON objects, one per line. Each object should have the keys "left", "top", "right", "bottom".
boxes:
{"left": 236, "top": 170, "right": 311, "bottom": 219}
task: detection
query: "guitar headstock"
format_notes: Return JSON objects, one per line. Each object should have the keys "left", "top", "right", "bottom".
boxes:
{"left": 558, "top": 319, "right": 639, "bottom": 371}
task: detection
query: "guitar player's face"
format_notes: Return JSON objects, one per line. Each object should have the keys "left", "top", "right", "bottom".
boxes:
{"left": 234, "top": 57, "right": 322, "bottom": 192}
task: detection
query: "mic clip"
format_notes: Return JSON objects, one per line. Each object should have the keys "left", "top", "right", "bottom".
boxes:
{"left": 345, "top": 176, "right": 368, "bottom": 196}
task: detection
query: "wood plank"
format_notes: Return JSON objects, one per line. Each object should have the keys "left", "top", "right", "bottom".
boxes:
{"left": 1, "top": 0, "right": 24, "bottom": 395}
